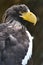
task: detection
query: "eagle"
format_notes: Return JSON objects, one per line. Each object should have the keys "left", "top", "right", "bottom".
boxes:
{"left": 0, "top": 4, "right": 37, "bottom": 65}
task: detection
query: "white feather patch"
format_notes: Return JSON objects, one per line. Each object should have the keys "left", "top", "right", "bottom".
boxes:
{"left": 22, "top": 30, "right": 33, "bottom": 65}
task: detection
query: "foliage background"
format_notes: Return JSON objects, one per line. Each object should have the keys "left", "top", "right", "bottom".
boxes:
{"left": 0, "top": 0, "right": 43, "bottom": 65}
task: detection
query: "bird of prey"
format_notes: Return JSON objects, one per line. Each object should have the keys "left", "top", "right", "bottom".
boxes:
{"left": 0, "top": 4, "right": 37, "bottom": 65}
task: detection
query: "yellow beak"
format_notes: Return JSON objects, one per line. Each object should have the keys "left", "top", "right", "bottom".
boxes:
{"left": 20, "top": 12, "right": 37, "bottom": 25}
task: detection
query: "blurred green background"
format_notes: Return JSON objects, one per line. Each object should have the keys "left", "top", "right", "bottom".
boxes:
{"left": 0, "top": 0, "right": 43, "bottom": 65}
